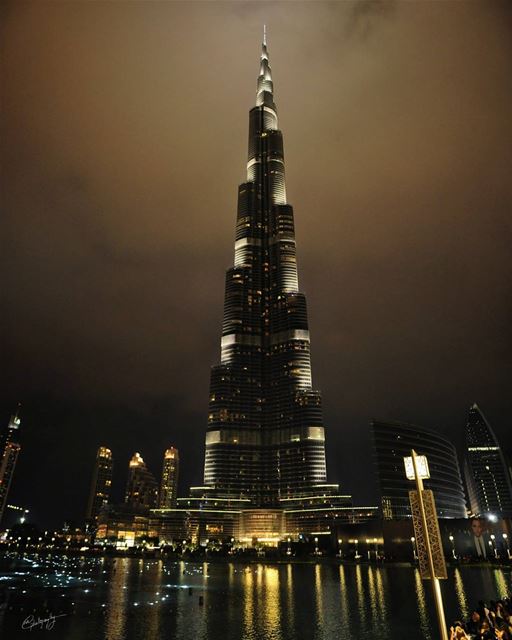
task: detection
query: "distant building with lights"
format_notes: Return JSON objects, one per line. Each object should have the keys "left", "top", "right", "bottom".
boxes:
{"left": 159, "top": 447, "right": 179, "bottom": 508}
{"left": 0, "top": 409, "right": 22, "bottom": 525}
{"left": 371, "top": 419, "right": 467, "bottom": 520}
{"left": 125, "top": 452, "right": 158, "bottom": 509}
{"left": 86, "top": 446, "right": 113, "bottom": 522}
{"left": 464, "top": 403, "right": 512, "bottom": 518}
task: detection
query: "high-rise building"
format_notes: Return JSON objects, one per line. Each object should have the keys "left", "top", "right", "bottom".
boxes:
{"left": 371, "top": 420, "right": 467, "bottom": 520}
{"left": 0, "top": 409, "right": 22, "bottom": 525}
{"left": 464, "top": 403, "right": 512, "bottom": 518}
{"left": 159, "top": 447, "right": 179, "bottom": 508}
{"left": 202, "top": 31, "right": 330, "bottom": 507}
{"left": 125, "top": 452, "right": 158, "bottom": 508}
{"left": 86, "top": 446, "right": 113, "bottom": 522}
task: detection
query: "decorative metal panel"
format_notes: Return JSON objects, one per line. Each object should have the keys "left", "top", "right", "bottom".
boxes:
{"left": 409, "top": 489, "right": 447, "bottom": 579}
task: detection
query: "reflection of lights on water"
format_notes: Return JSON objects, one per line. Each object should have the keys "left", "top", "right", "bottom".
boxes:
{"left": 105, "top": 559, "right": 130, "bottom": 640}
{"left": 263, "top": 567, "right": 281, "bottom": 637}
{"left": 355, "top": 564, "right": 367, "bottom": 626}
{"left": 414, "top": 569, "right": 431, "bottom": 640}
{"left": 286, "top": 563, "right": 294, "bottom": 628}
{"left": 314, "top": 564, "right": 324, "bottom": 628}
{"left": 454, "top": 568, "right": 469, "bottom": 620}
{"left": 493, "top": 569, "right": 508, "bottom": 597}
{"left": 375, "top": 569, "right": 387, "bottom": 623}
{"left": 367, "top": 566, "right": 379, "bottom": 627}
{"left": 338, "top": 564, "right": 349, "bottom": 623}
{"left": 243, "top": 561, "right": 254, "bottom": 639}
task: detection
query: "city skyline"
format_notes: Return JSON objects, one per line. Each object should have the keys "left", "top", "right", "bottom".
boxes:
{"left": 2, "top": 2, "right": 512, "bottom": 527}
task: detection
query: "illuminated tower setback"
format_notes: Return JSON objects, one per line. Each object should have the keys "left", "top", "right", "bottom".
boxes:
{"left": 86, "top": 446, "right": 113, "bottom": 522}
{"left": 159, "top": 447, "right": 179, "bottom": 508}
{"left": 203, "top": 33, "right": 328, "bottom": 506}
{"left": 0, "top": 410, "right": 22, "bottom": 525}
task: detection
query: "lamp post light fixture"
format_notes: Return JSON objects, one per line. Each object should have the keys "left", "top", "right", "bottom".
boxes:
{"left": 374, "top": 538, "right": 379, "bottom": 560}
{"left": 503, "top": 533, "right": 511, "bottom": 560}
{"left": 449, "top": 535, "right": 456, "bottom": 559}
{"left": 286, "top": 537, "right": 291, "bottom": 556}
{"left": 337, "top": 538, "right": 343, "bottom": 559}
{"left": 366, "top": 539, "right": 371, "bottom": 561}
{"left": 314, "top": 536, "right": 319, "bottom": 555}
{"left": 411, "top": 536, "right": 418, "bottom": 561}
{"left": 354, "top": 539, "right": 361, "bottom": 560}
{"left": 404, "top": 449, "right": 448, "bottom": 640}
{"left": 490, "top": 535, "right": 498, "bottom": 559}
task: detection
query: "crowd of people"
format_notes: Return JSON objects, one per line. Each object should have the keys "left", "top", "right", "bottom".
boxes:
{"left": 450, "top": 599, "right": 512, "bottom": 639}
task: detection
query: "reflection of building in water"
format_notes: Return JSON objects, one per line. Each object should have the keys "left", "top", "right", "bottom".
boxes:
{"left": 105, "top": 558, "right": 130, "bottom": 640}
{"left": 371, "top": 420, "right": 467, "bottom": 520}
{"left": 464, "top": 404, "right": 512, "bottom": 518}
{"left": 145, "top": 561, "right": 163, "bottom": 639}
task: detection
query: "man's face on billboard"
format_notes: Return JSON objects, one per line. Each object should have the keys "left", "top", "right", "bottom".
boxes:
{"left": 471, "top": 519, "right": 484, "bottom": 537}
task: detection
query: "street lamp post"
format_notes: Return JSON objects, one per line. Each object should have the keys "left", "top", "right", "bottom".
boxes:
{"left": 449, "top": 535, "right": 456, "bottom": 560}
{"left": 489, "top": 536, "right": 498, "bottom": 559}
{"left": 366, "top": 539, "right": 371, "bottom": 561}
{"left": 405, "top": 449, "right": 448, "bottom": 640}
{"left": 314, "top": 537, "right": 319, "bottom": 555}
{"left": 287, "top": 537, "right": 291, "bottom": 556}
{"left": 411, "top": 536, "right": 418, "bottom": 560}
{"left": 503, "top": 533, "right": 511, "bottom": 560}
{"left": 337, "top": 538, "right": 343, "bottom": 558}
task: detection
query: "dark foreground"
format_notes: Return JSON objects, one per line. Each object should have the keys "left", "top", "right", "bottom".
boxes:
{"left": 0, "top": 554, "right": 510, "bottom": 639}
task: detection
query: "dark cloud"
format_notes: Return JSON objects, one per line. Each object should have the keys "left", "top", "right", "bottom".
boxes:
{"left": 1, "top": 1, "right": 511, "bottom": 525}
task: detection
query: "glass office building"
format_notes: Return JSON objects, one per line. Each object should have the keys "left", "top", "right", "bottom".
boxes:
{"left": 371, "top": 420, "right": 467, "bottom": 519}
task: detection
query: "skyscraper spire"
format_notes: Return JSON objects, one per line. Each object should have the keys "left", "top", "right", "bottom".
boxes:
{"left": 257, "top": 29, "right": 274, "bottom": 110}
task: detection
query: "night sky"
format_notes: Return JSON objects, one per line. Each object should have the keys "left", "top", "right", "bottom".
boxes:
{"left": 1, "top": 1, "right": 511, "bottom": 528}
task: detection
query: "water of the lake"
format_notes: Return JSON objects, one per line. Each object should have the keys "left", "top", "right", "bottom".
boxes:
{"left": 0, "top": 554, "right": 510, "bottom": 639}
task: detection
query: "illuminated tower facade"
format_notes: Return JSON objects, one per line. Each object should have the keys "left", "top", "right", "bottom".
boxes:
{"left": 203, "top": 33, "right": 327, "bottom": 506}
{"left": 464, "top": 403, "right": 512, "bottom": 518}
{"left": 371, "top": 420, "right": 467, "bottom": 519}
{"left": 86, "top": 446, "right": 113, "bottom": 522}
{"left": 125, "top": 452, "right": 158, "bottom": 508}
{"left": 0, "top": 410, "right": 22, "bottom": 524}
{"left": 159, "top": 447, "right": 179, "bottom": 508}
